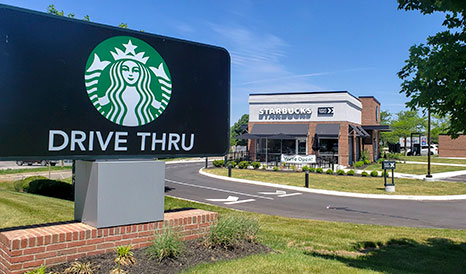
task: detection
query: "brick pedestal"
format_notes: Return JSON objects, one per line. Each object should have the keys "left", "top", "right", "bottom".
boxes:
{"left": 0, "top": 209, "right": 217, "bottom": 274}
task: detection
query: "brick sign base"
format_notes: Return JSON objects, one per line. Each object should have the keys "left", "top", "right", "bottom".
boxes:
{"left": 0, "top": 209, "right": 217, "bottom": 274}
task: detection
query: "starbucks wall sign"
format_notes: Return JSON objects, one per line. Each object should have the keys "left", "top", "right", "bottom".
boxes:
{"left": 0, "top": 5, "right": 230, "bottom": 160}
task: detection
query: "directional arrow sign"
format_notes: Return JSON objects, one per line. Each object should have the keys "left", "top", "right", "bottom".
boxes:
{"left": 206, "top": 196, "right": 255, "bottom": 205}
{"left": 258, "top": 190, "right": 302, "bottom": 198}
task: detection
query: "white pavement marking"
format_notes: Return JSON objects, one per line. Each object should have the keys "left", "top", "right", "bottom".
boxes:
{"left": 165, "top": 179, "right": 274, "bottom": 200}
{"left": 258, "top": 190, "right": 302, "bottom": 197}
{"left": 206, "top": 196, "right": 256, "bottom": 205}
{"left": 206, "top": 196, "right": 239, "bottom": 202}
{"left": 225, "top": 199, "right": 255, "bottom": 205}
{"left": 278, "top": 193, "right": 302, "bottom": 198}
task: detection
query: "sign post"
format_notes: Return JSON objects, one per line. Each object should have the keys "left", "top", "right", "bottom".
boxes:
{"left": 0, "top": 5, "right": 230, "bottom": 228}
{"left": 382, "top": 161, "right": 396, "bottom": 192}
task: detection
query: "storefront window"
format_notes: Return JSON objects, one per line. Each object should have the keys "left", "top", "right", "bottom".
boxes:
{"left": 282, "top": 139, "right": 296, "bottom": 154}
{"left": 298, "top": 139, "right": 307, "bottom": 155}
{"left": 319, "top": 138, "right": 338, "bottom": 154}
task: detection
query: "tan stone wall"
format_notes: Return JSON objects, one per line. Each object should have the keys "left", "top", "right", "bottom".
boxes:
{"left": 359, "top": 97, "right": 380, "bottom": 125}
{"left": 439, "top": 135, "right": 466, "bottom": 158}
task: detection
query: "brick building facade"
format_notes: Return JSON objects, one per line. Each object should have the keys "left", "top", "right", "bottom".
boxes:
{"left": 244, "top": 91, "right": 389, "bottom": 167}
{"left": 439, "top": 135, "right": 466, "bottom": 158}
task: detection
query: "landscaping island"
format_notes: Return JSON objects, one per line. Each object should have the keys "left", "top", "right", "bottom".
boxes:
{"left": 204, "top": 167, "right": 466, "bottom": 196}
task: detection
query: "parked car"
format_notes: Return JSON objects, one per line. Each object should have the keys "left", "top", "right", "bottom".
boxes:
{"left": 16, "top": 160, "right": 57, "bottom": 166}
{"left": 407, "top": 145, "right": 438, "bottom": 156}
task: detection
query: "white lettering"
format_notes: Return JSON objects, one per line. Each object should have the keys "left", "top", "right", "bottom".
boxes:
{"left": 48, "top": 130, "right": 69, "bottom": 151}
{"left": 151, "top": 133, "right": 166, "bottom": 151}
{"left": 259, "top": 108, "right": 264, "bottom": 115}
{"left": 88, "top": 131, "right": 94, "bottom": 151}
{"left": 168, "top": 133, "right": 180, "bottom": 151}
{"left": 96, "top": 131, "right": 114, "bottom": 151}
{"left": 70, "top": 131, "right": 86, "bottom": 151}
{"left": 137, "top": 132, "right": 151, "bottom": 151}
{"left": 114, "top": 132, "right": 128, "bottom": 151}
{"left": 181, "top": 134, "right": 195, "bottom": 151}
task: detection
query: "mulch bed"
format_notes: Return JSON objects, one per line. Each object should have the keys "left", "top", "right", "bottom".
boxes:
{"left": 49, "top": 239, "right": 273, "bottom": 273}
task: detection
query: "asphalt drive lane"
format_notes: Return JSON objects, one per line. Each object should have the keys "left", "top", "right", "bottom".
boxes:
{"left": 165, "top": 162, "right": 466, "bottom": 229}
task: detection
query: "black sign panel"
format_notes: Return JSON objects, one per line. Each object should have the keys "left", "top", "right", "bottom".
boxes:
{"left": 317, "top": 107, "right": 334, "bottom": 115}
{"left": 0, "top": 5, "right": 230, "bottom": 160}
{"left": 382, "top": 161, "right": 396, "bottom": 170}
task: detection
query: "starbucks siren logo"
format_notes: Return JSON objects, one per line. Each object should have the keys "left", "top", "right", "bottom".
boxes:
{"left": 85, "top": 36, "right": 172, "bottom": 126}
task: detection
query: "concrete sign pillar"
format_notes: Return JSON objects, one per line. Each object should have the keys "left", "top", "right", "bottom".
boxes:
{"left": 74, "top": 160, "right": 165, "bottom": 228}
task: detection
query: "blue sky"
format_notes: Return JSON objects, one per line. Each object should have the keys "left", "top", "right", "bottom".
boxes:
{"left": 2, "top": 1, "right": 446, "bottom": 124}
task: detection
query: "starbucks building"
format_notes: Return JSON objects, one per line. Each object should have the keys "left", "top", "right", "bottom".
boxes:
{"left": 242, "top": 91, "right": 390, "bottom": 167}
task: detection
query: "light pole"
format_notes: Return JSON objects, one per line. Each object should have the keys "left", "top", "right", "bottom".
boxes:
{"left": 426, "top": 108, "right": 432, "bottom": 178}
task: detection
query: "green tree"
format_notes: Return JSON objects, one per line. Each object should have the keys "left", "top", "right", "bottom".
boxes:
{"left": 390, "top": 110, "right": 426, "bottom": 152}
{"left": 431, "top": 113, "right": 450, "bottom": 143}
{"left": 47, "top": 4, "right": 127, "bottom": 28}
{"left": 230, "top": 114, "right": 249, "bottom": 146}
{"left": 397, "top": 0, "right": 466, "bottom": 137}
{"left": 380, "top": 110, "right": 398, "bottom": 145}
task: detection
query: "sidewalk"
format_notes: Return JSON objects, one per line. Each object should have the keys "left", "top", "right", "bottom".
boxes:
{"left": 403, "top": 161, "right": 466, "bottom": 167}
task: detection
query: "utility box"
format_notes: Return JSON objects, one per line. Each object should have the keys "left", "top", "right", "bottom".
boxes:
{"left": 75, "top": 160, "right": 165, "bottom": 228}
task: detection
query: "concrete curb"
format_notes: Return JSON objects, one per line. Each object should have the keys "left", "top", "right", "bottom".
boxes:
{"left": 199, "top": 168, "right": 466, "bottom": 201}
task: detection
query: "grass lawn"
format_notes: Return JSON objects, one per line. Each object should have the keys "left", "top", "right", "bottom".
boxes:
{"left": 363, "top": 163, "right": 466, "bottom": 175}
{"left": 0, "top": 178, "right": 74, "bottom": 229}
{"left": 398, "top": 155, "right": 466, "bottom": 165}
{"left": 168, "top": 197, "right": 466, "bottom": 273}
{"left": 0, "top": 166, "right": 71, "bottom": 175}
{"left": 204, "top": 168, "right": 466, "bottom": 195}
{"left": 0, "top": 180, "right": 465, "bottom": 273}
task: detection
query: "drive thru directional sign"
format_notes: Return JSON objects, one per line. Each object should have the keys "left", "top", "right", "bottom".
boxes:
{"left": 382, "top": 161, "right": 396, "bottom": 170}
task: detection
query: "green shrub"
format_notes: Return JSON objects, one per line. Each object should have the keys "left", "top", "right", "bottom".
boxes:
{"left": 147, "top": 229, "right": 184, "bottom": 262}
{"left": 364, "top": 159, "right": 371, "bottom": 165}
{"left": 376, "top": 158, "right": 384, "bottom": 164}
{"left": 336, "top": 169, "right": 345, "bottom": 175}
{"left": 212, "top": 160, "right": 224, "bottom": 167}
{"left": 347, "top": 169, "right": 355, "bottom": 176}
{"left": 361, "top": 171, "right": 369, "bottom": 177}
{"left": 355, "top": 161, "right": 364, "bottom": 168}
{"left": 370, "top": 170, "right": 379, "bottom": 177}
{"left": 206, "top": 215, "right": 260, "bottom": 248}
{"left": 359, "top": 149, "right": 369, "bottom": 162}
{"left": 387, "top": 153, "right": 402, "bottom": 160}
{"left": 316, "top": 167, "right": 323, "bottom": 173}
{"left": 251, "top": 162, "right": 260, "bottom": 169}
{"left": 261, "top": 164, "right": 266, "bottom": 170}
{"left": 273, "top": 166, "right": 279, "bottom": 171}
{"left": 25, "top": 265, "right": 47, "bottom": 274}
{"left": 302, "top": 166, "right": 310, "bottom": 172}
{"left": 382, "top": 170, "right": 391, "bottom": 177}
{"left": 15, "top": 176, "right": 73, "bottom": 201}
{"left": 290, "top": 165, "right": 296, "bottom": 171}
{"left": 309, "top": 167, "right": 316, "bottom": 173}
{"left": 326, "top": 169, "right": 334, "bottom": 175}
{"left": 226, "top": 160, "right": 237, "bottom": 168}
{"left": 238, "top": 161, "right": 250, "bottom": 169}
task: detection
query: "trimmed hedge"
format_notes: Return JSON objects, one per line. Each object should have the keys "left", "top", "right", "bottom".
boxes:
{"left": 251, "top": 162, "right": 261, "bottom": 169}
{"left": 370, "top": 170, "right": 379, "bottom": 177}
{"left": 346, "top": 169, "right": 355, "bottom": 176}
{"left": 361, "top": 171, "right": 369, "bottom": 177}
{"left": 336, "top": 169, "right": 345, "bottom": 175}
{"left": 316, "top": 167, "right": 323, "bottom": 173}
{"left": 325, "top": 169, "right": 334, "bottom": 175}
{"left": 212, "top": 160, "right": 224, "bottom": 167}
{"left": 355, "top": 161, "right": 364, "bottom": 168}
{"left": 238, "top": 161, "right": 250, "bottom": 169}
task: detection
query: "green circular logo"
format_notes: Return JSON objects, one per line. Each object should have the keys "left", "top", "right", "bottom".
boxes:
{"left": 85, "top": 36, "right": 172, "bottom": 127}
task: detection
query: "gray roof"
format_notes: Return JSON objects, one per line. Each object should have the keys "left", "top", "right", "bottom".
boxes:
{"left": 250, "top": 124, "right": 309, "bottom": 136}
{"left": 315, "top": 124, "right": 340, "bottom": 136}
